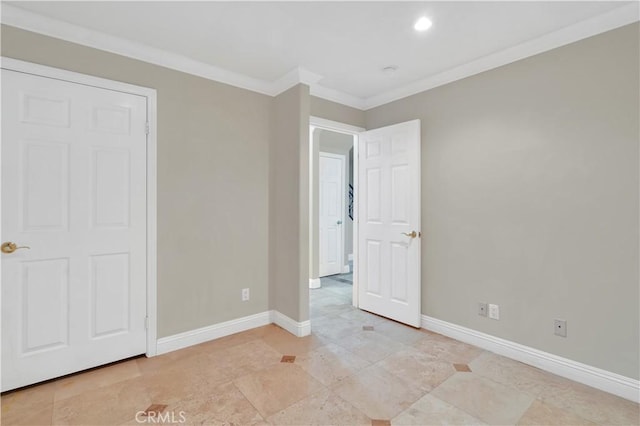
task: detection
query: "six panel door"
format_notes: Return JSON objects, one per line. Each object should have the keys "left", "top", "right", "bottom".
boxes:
{"left": 319, "top": 153, "right": 345, "bottom": 277}
{"left": 1, "top": 69, "right": 148, "bottom": 391}
{"left": 357, "top": 120, "right": 421, "bottom": 327}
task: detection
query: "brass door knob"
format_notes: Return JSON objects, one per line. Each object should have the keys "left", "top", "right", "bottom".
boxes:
{"left": 1, "top": 242, "right": 30, "bottom": 254}
{"left": 401, "top": 231, "right": 421, "bottom": 239}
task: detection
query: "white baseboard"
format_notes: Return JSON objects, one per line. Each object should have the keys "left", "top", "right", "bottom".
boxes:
{"left": 156, "top": 311, "right": 271, "bottom": 355}
{"left": 271, "top": 310, "right": 311, "bottom": 337}
{"left": 341, "top": 264, "right": 351, "bottom": 273}
{"left": 156, "top": 310, "right": 311, "bottom": 356}
{"left": 421, "top": 315, "right": 640, "bottom": 403}
{"left": 309, "top": 278, "right": 321, "bottom": 289}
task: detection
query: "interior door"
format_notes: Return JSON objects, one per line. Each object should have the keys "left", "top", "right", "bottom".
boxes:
{"left": 319, "top": 152, "right": 345, "bottom": 277}
{"left": 357, "top": 120, "right": 421, "bottom": 327}
{"left": 1, "top": 69, "right": 148, "bottom": 391}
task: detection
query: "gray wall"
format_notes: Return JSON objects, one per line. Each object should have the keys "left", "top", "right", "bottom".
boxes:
{"left": 1, "top": 25, "right": 272, "bottom": 338}
{"left": 269, "top": 84, "right": 310, "bottom": 322}
{"left": 310, "top": 96, "right": 365, "bottom": 128}
{"left": 366, "top": 23, "right": 639, "bottom": 379}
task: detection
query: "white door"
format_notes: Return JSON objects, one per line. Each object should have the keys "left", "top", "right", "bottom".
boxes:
{"left": 357, "top": 120, "right": 421, "bottom": 327}
{"left": 1, "top": 69, "right": 148, "bottom": 391}
{"left": 319, "top": 153, "right": 345, "bottom": 277}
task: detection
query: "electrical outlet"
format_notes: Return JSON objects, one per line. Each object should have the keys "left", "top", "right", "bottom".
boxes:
{"left": 242, "top": 288, "right": 250, "bottom": 301}
{"left": 554, "top": 319, "right": 567, "bottom": 337}
{"left": 489, "top": 304, "right": 500, "bottom": 320}
{"left": 478, "top": 302, "right": 488, "bottom": 317}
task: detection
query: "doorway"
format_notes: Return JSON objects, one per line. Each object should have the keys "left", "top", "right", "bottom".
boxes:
{"left": 319, "top": 151, "right": 347, "bottom": 277}
{"left": 309, "top": 118, "right": 363, "bottom": 316}
{"left": 308, "top": 116, "right": 422, "bottom": 329}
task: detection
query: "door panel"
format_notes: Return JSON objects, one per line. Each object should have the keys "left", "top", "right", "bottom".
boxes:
{"left": 92, "top": 149, "right": 130, "bottom": 227}
{"left": 91, "top": 253, "right": 130, "bottom": 338}
{"left": 2, "top": 69, "right": 148, "bottom": 391}
{"left": 21, "top": 258, "right": 70, "bottom": 353}
{"left": 22, "top": 141, "right": 70, "bottom": 230}
{"left": 358, "top": 120, "right": 421, "bottom": 327}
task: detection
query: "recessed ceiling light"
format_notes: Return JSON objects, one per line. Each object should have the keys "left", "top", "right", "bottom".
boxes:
{"left": 414, "top": 16, "right": 432, "bottom": 32}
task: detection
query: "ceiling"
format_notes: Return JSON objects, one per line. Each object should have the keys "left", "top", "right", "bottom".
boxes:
{"left": 3, "top": 1, "right": 638, "bottom": 109}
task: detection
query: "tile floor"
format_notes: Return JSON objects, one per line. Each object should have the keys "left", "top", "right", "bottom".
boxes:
{"left": 2, "top": 275, "right": 638, "bottom": 425}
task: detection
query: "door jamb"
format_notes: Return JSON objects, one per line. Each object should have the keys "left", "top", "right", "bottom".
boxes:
{"left": 0, "top": 57, "right": 159, "bottom": 356}
{"left": 309, "top": 116, "right": 364, "bottom": 307}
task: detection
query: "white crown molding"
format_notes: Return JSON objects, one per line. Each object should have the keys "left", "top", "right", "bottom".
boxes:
{"left": 421, "top": 315, "right": 640, "bottom": 403}
{"left": 0, "top": 4, "right": 278, "bottom": 96}
{"left": 0, "top": 4, "right": 360, "bottom": 102}
{"left": 2, "top": 2, "right": 638, "bottom": 112}
{"left": 363, "top": 2, "right": 640, "bottom": 110}
{"left": 272, "top": 67, "right": 323, "bottom": 96}
{"left": 310, "top": 84, "right": 367, "bottom": 110}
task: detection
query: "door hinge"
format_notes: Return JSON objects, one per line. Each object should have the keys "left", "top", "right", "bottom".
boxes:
{"left": 144, "top": 316, "right": 149, "bottom": 330}
{"left": 145, "top": 122, "right": 150, "bottom": 135}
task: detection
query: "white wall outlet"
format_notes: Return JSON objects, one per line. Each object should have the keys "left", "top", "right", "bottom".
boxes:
{"left": 488, "top": 304, "right": 500, "bottom": 320}
{"left": 478, "top": 302, "right": 488, "bottom": 317}
{"left": 242, "top": 288, "right": 250, "bottom": 301}
{"left": 554, "top": 319, "right": 567, "bottom": 337}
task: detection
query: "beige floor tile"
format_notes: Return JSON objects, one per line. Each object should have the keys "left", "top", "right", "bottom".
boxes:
{"left": 431, "top": 373, "right": 534, "bottom": 425}
{"left": 392, "top": 394, "right": 486, "bottom": 425}
{"left": 143, "top": 359, "right": 230, "bottom": 405}
{"left": 310, "top": 310, "right": 330, "bottom": 321}
{"left": 311, "top": 316, "right": 363, "bottom": 341}
{"left": 412, "top": 335, "right": 484, "bottom": 364}
{"left": 324, "top": 285, "right": 354, "bottom": 298}
{"left": 311, "top": 302, "right": 356, "bottom": 319}
{"left": 377, "top": 348, "right": 456, "bottom": 393}
{"left": 297, "top": 342, "right": 371, "bottom": 387}
{"left": 52, "top": 377, "right": 151, "bottom": 425}
{"left": 166, "top": 381, "right": 266, "bottom": 425}
{"left": 54, "top": 359, "right": 141, "bottom": 402}
{"left": 373, "top": 321, "right": 430, "bottom": 346}
{"left": 334, "top": 330, "right": 411, "bottom": 363}
{"left": 1, "top": 380, "right": 56, "bottom": 414}
{"left": 214, "top": 339, "right": 284, "bottom": 379}
{"left": 332, "top": 364, "right": 425, "bottom": 420}
{"left": 261, "top": 326, "right": 326, "bottom": 357}
{"left": 469, "top": 352, "right": 567, "bottom": 397}
{"left": 537, "top": 378, "right": 640, "bottom": 425}
{"left": 1, "top": 401, "right": 54, "bottom": 426}
{"left": 338, "top": 308, "right": 388, "bottom": 325}
{"left": 6, "top": 280, "right": 638, "bottom": 426}
{"left": 517, "top": 399, "right": 597, "bottom": 425}
{"left": 234, "top": 363, "right": 325, "bottom": 418}
{"left": 267, "top": 388, "right": 370, "bottom": 425}
{"left": 136, "top": 350, "right": 190, "bottom": 376}
{"left": 310, "top": 294, "right": 349, "bottom": 308}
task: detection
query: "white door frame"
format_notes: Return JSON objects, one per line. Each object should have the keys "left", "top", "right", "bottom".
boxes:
{"left": 318, "top": 151, "right": 346, "bottom": 277}
{"left": 0, "top": 57, "right": 159, "bottom": 356}
{"left": 310, "top": 116, "right": 364, "bottom": 307}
